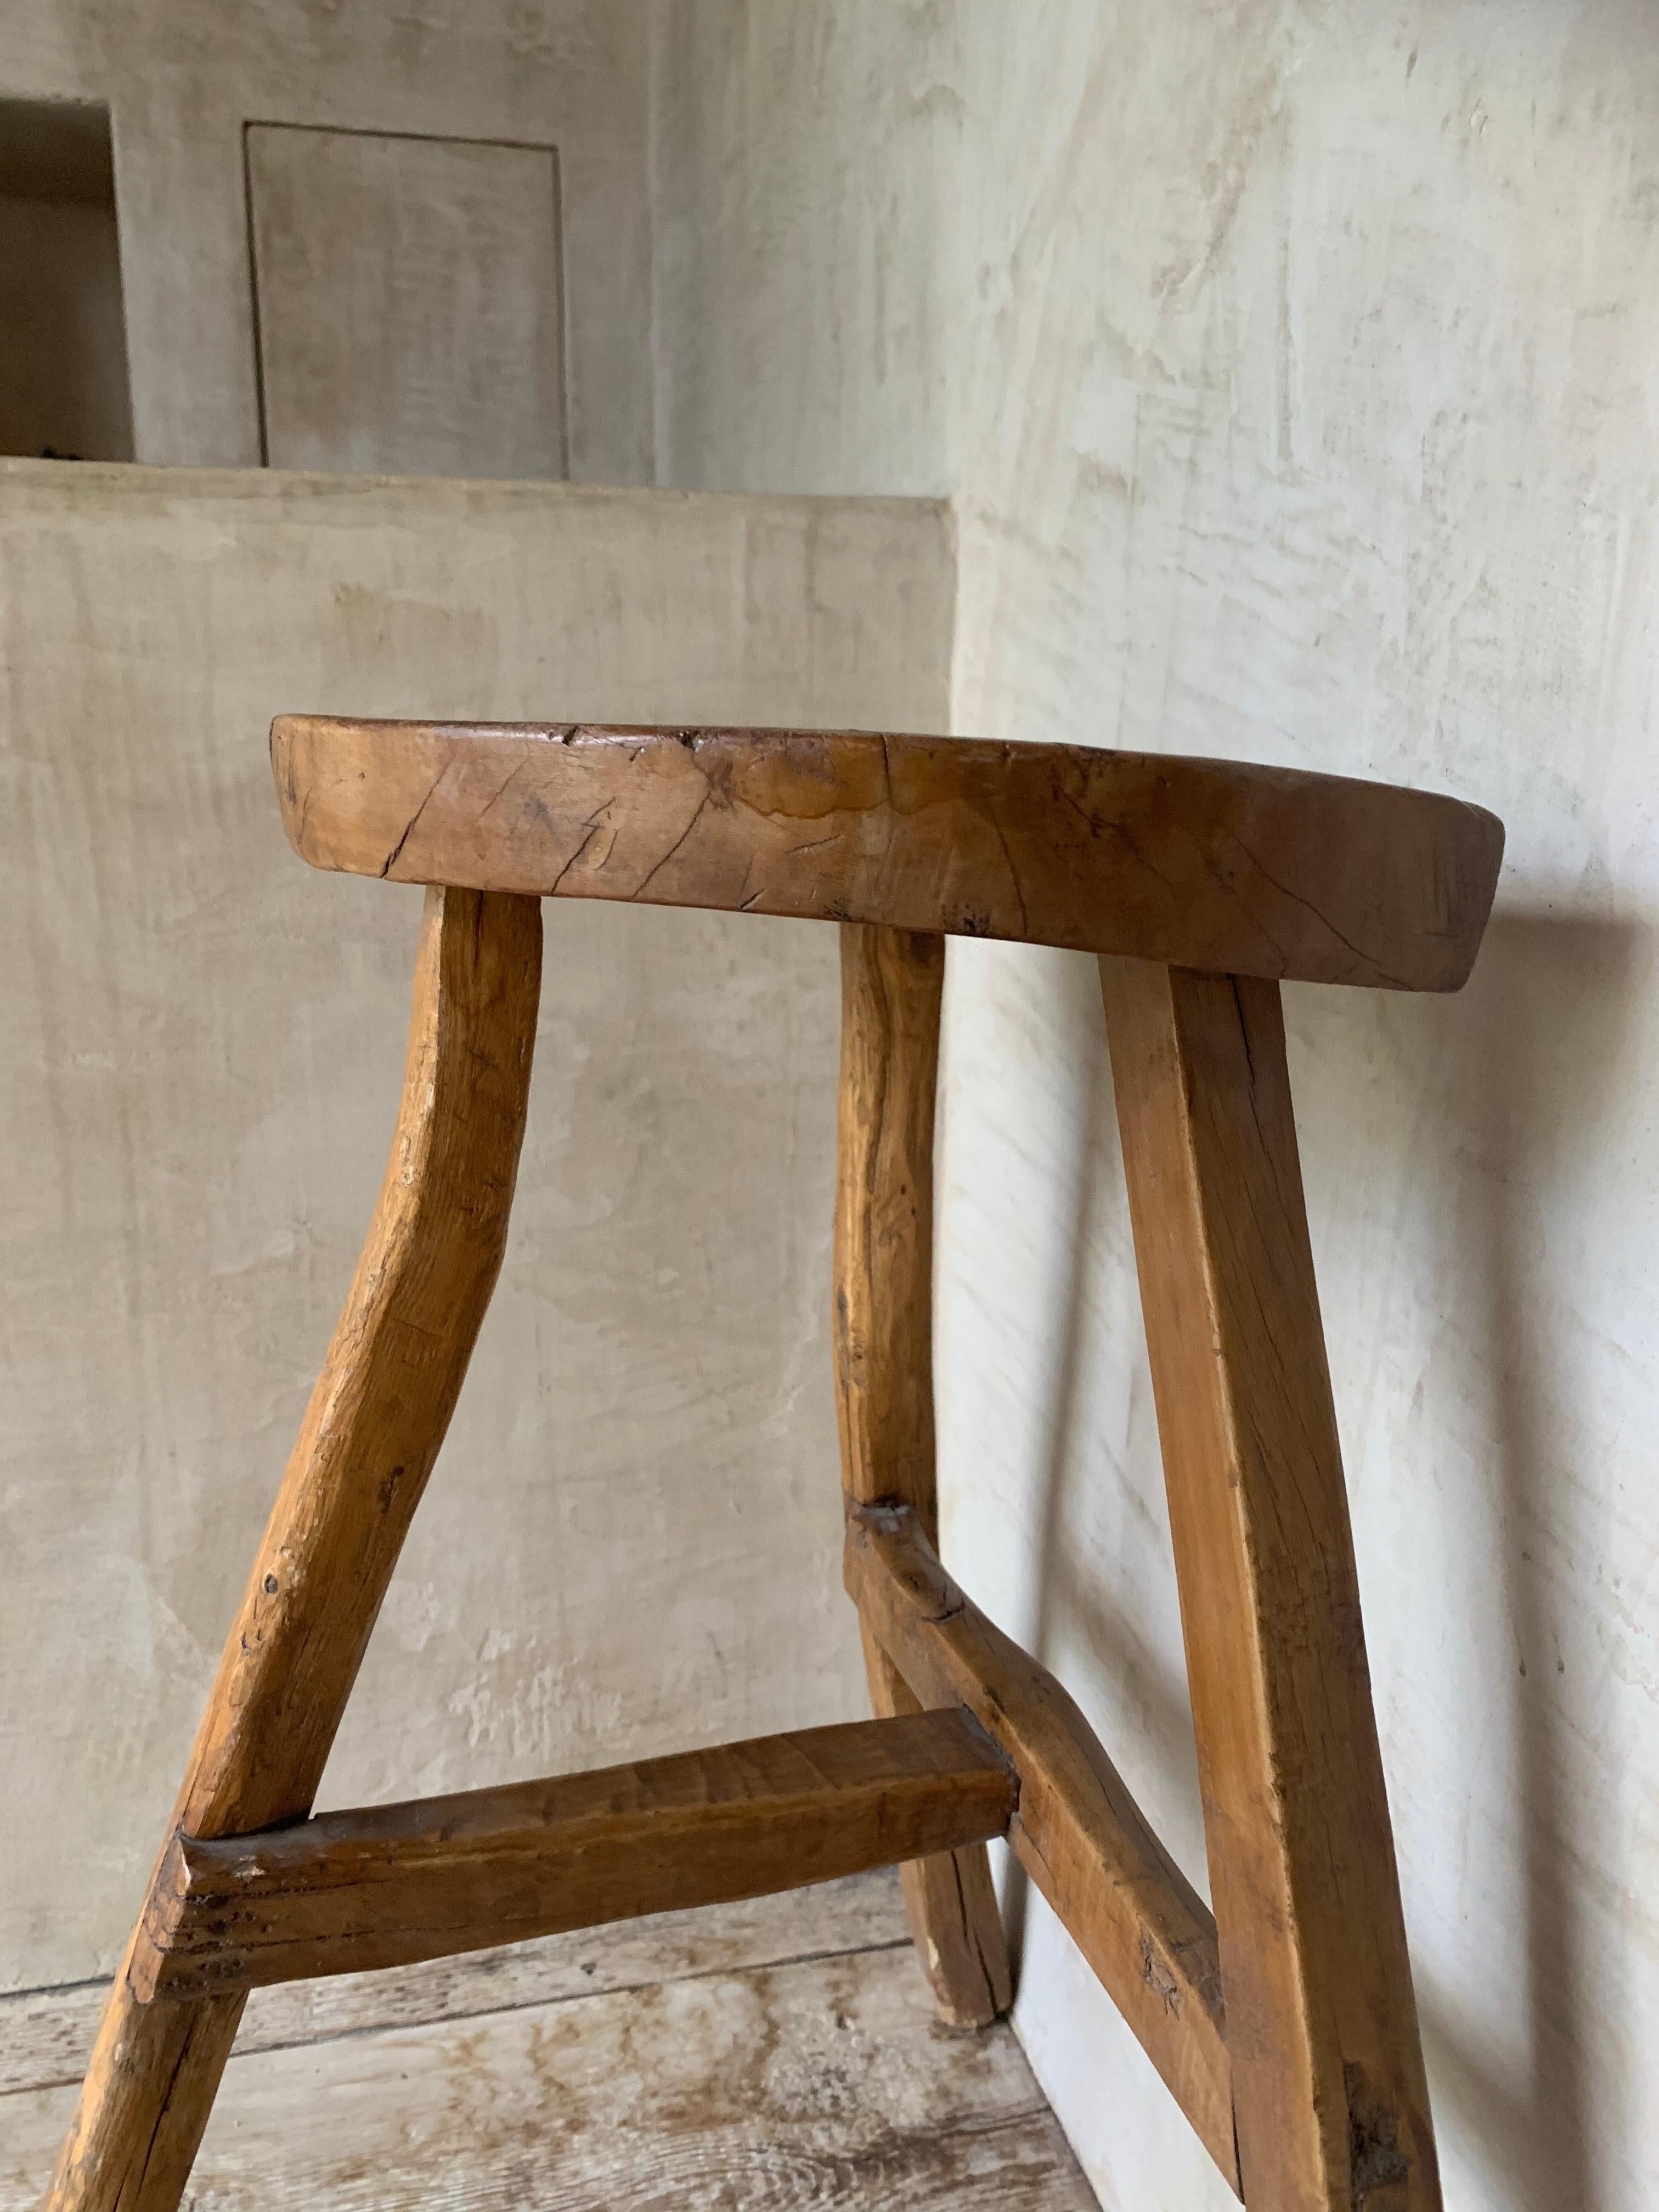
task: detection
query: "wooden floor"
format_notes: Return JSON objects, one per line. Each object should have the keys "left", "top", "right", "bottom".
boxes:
{"left": 0, "top": 1872, "right": 1093, "bottom": 2209}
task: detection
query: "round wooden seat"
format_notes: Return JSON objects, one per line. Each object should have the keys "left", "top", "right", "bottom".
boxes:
{"left": 272, "top": 718, "right": 1503, "bottom": 991}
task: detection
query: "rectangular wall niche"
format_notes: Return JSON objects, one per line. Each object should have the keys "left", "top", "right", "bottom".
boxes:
{"left": 0, "top": 98, "right": 134, "bottom": 461}
{"left": 247, "top": 123, "right": 567, "bottom": 481}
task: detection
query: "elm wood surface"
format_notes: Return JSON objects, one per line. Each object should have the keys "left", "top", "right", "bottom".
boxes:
{"left": 137, "top": 1712, "right": 1018, "bottom": 1999}
{"left": 2, "top": 1873, "right": 911, "bottom": 2101}
{"left": 1099, "top": 957, "right": 1438, "bottom": 2212}
{"left": 845, "top": 1499, "right": 1238, "bottom": 2191}
{"left": 272, "top": 717, "right": 1504, "bottom": 991}
{"left": 834, "top": 922, "right": 1013, "bottom": 2029}
{"left": 9, "top": 1923, "right": 1096, "bottom": 2212}
{"left": 5, "top": 1874, "right": 911, "bottom": 2100}
{"left": 46, "top": 886, "right": 543, "bottom": 2212}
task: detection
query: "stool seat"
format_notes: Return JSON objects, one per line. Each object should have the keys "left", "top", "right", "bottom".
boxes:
{"left": 273, "top": 718, "right": 1503, "bottom": 992}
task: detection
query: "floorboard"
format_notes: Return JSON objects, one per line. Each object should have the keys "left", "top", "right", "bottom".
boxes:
{"left": 0, "top": 1874, "right": 1093, "bottom": 2210}
{"left": 1, "top": 1871, "right": 910, "bottom": 2097}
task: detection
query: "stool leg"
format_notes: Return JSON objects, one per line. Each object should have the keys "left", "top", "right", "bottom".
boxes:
{"left": 1099, "top": 958, "right": 1437, "bottom": 2211}
{"left": 46, "top": 886, "right": 543, "bottom": 2212}
{"left": 834, "top": 923, "right": 1011, "bottom": 2028}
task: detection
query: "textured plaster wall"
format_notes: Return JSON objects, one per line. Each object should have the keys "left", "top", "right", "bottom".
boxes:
{"left": 0, "top": 461, "right": 952, "bottom": 1989}
{"left": 652, "top": 8, "right": 1659, "bottom": 2210}
{"left": 0, "top": 0, "right": 651, "bottom": 478}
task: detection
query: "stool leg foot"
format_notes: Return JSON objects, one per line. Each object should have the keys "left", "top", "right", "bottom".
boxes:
{"left": 46, "top": 888, "right": 542, "bottom": 2211}
{"left": 1101, "top": 957, "right": 1438, "bottom": 2211}
{"left": 834, "top": 924, "right": 1011, "bottom": 2028}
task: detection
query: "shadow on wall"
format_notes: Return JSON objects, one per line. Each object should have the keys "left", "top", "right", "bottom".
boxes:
{"left": 981, "top": 908, "right": 1646, "bottom": 2212}
{"left": 985, "top": 947, "right": 1201, "bottom": 1989}
{"left": 1409, "top": 909, "right": 1646, "bottom": 2212}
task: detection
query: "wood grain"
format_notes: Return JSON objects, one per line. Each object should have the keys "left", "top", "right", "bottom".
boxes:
{"left": 46, "top": 886, "right": 542, "bottom": 2212}
{"left": 273, "top": 718, "right": 1505, "bottom": 991}
{"left": 137, "top": 1714, "right": 1017, "bottom": 1998}
{"left": 834, "top": 922, "right": 1013, "bottom": 2029}
{"left": 834, "top": 926, "right": 944, "bottom": 1526}
{"left": 7, "top": 1945, "right": 1097, "bottom": 2212}
{"left": 845, "top": 1499, "right": 1237, "bottom": 2190}
{"left": 1100, "top": 957, "right": 1438, "bottom": 2211}
{"left": 2, "top": 1872, "right": 911, "bottom": 2101}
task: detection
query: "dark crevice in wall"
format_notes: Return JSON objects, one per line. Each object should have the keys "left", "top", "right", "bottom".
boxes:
{"left": 0, "top": 95, "right": 134, "bottom": 462}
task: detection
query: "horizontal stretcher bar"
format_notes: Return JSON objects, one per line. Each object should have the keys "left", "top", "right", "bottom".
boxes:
{"left": 132, "top": 1708, "right": 1016, "bottom": 2001}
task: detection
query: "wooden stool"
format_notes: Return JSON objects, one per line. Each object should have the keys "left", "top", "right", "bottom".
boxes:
{"left": 48, "top": 719, "right": 1503, "bottom": 2212}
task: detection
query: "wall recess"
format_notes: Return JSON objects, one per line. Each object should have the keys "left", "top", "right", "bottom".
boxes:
{"left": 0, "top": 97, "right": 133, "bottom": 462}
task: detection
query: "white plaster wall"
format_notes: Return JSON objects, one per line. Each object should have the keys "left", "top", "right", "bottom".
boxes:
{"left": 0, "top": 461, "right": 952, "bottom": 1988}
{"left": 651, "top": 8, "right": 1659, "bottom": 2209}
{"left": 0, "top": 1, "right": 651, "bottom": 478}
